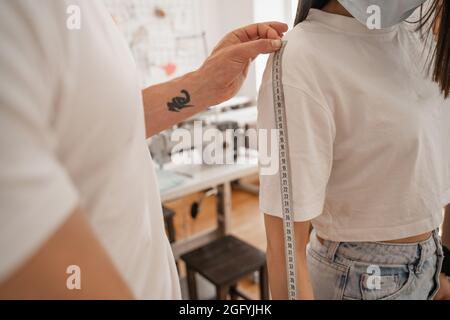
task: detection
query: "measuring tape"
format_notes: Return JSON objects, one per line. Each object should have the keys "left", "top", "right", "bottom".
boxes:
{"left": 272, "top": 41, "right": 297, "bottom": 300}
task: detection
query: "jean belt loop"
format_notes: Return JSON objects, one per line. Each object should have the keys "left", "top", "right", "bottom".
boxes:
{"left": 432, "top": 229, "right": 444, "bottom": 257}
{"left": 415, "top": 242, "right": 425, "bottom": 274}
{"left": 326, "top": 241, "right": 340, "bottom": 262}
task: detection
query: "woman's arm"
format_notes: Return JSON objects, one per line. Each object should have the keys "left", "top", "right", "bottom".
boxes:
{"left": 264, "top": 214, "right": 314, "bottom": 300}
{"left": 142, "top": 22, "right": 288, "bottom": 138}
{"left": 442, "top": 204, "right": 450, "bottom": 247}
{"left": 435, "top": 204, "right": 450, "bottom": 300}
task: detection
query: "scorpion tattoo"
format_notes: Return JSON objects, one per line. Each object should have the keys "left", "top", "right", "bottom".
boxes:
{"left": 167, "top": 90, "right": 193, "bottom": 112}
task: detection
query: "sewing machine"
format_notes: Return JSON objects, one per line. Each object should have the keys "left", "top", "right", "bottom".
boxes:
{"left": 149, "top": 97, "right": 258, "bottom": 169}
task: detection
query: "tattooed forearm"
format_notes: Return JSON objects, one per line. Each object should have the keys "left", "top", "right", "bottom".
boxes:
{"left": 143, "top": 72, "right": 205, "bottom": 136}
{"left": 167, "top": 90, "right": 193, "bottom": 112}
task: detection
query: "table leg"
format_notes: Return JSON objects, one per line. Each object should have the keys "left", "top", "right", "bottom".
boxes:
{"left": 217, "top": 182, "right": 232, "bottom": 236}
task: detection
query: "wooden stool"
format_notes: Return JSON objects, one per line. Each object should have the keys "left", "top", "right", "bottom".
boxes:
{"left": 162, "top": 206, "right": 176, "bottom": 243}
{"left": 181, "top": 235, "right": 269, "bottom": 300}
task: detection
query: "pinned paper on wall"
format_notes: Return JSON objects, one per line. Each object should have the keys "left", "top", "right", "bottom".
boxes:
{"left": 104, "top": 0, "right": 207, "bottom": 87}
{"left": 162, "top": 63, "right": 177, "bottom": 77}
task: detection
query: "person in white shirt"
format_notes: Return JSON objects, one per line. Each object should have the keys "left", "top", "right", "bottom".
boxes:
{"left": 0, "top": 0, "right": 288, "bottom": 299}
{"left": 260, "top": 0, "right": 450, "bottom": 299}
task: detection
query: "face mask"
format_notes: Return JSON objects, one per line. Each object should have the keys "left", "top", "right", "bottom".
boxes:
{"left": 337, "top": 0, "right": 427, "bottom": 29}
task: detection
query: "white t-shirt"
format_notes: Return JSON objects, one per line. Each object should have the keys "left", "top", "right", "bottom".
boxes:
{"left": 258, "top": 9, "right": 450, "bottom": 242}
{"left": 0, "top": 0, "right": 180, "bottom": 299}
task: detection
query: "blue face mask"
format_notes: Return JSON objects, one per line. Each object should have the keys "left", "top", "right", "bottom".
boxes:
{"left": 337, "top": 0, "right": 427, "bottom": 29}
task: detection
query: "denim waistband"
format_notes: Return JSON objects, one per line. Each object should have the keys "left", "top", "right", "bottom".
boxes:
{"left": 310, "top": 230, "right": 443, "bottom": 268}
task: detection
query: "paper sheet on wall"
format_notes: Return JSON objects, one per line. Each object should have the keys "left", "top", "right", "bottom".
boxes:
{"left": 104, "top": 0, "right": 207, "bottom": 87}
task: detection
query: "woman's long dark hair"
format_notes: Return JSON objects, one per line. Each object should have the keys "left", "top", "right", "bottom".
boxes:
{"left": 294, "top": 0, "right": 329, "bottom": 26}
{"left": 294, "top": 0, "right": 450, "bottom": 98}
{"left": 417, "top": 0, "right": 449, "bottom": 98}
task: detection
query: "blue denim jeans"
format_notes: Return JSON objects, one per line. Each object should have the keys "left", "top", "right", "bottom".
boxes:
{"left": 307, "top": 230, "right": 444, "bottom": 300}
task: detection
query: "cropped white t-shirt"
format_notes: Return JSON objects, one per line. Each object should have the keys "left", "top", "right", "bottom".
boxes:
{"left": 258, "top": 9, "right": 450, "bottom": 242}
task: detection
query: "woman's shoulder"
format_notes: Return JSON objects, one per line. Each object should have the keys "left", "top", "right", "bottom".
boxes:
{"left": 275, "top": 24, "right": 335, "bottom": 90}
{"left": 259, "top": 20, "right": 344, "bottom": 96}
{"left": 259, "top": 24, "right": 329, "bottom": 86}
{"left": 282, "top": 23, "right": 326, "bottom": 59}
{"left": 258, "top": 25, "right": 332, "bottom": 109}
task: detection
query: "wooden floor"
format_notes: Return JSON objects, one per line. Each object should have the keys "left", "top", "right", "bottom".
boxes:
{"left": 164, "top": 176, "right": 265, "bottom": 300}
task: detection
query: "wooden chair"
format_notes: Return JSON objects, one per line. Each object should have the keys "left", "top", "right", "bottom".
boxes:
{"left": 181, "top": 235, "right": 269, "bottom": 300}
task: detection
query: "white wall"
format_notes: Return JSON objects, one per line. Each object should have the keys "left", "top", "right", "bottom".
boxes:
{"left": 198, "top": 0, "right": 256, "bottom": 98}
